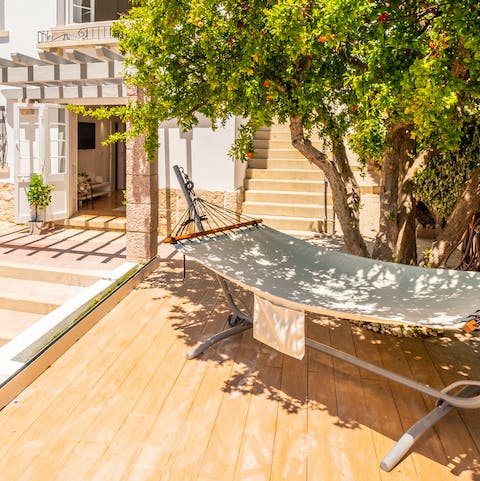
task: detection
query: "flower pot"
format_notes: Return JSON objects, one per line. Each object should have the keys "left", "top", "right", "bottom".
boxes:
{"left": 29, "top": 220, "right": 44, "bottom": 235}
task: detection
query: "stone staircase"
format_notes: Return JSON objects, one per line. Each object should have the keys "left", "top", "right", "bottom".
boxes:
{"left": 242, "top": 124, "right": 380, "bottom": 235}
{"left": 0, "top": 264, "right": 100, "bottom": 348}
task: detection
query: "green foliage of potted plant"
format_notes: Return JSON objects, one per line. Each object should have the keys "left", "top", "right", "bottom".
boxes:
{"left": 27, "top": 173, "right": 54, "bottom": 234}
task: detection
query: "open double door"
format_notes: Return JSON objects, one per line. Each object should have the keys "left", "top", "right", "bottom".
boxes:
{"left": 14, "top": 103, "right": 70, "bottom": 223}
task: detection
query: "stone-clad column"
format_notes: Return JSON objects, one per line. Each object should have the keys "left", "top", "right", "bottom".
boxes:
{"left": 125, "top": 85, "right": 158, "bottom": 262}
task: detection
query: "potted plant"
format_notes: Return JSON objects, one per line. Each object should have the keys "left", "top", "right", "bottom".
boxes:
{"left": 26, "top": 173, "right": 54, "bottom": 234}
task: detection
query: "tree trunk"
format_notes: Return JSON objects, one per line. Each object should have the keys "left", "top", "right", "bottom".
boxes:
{"left": 396, "top": 179, "right": 417, "bottom": 264}
{"left": 429, "top": 165, "right": 480, "bottom": 267}
{"left": 289, "top": 115, "right": 369, "bottom": 257}
{"left": 373, "top": 123, "right": 416, "bottom": 262}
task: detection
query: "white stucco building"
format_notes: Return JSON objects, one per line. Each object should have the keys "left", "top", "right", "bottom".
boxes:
{"left": 0, "top": 0, "right": 246, "bottom": 253}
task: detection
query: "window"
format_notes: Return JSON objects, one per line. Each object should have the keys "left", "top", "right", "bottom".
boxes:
{"left": 72, "top": 0, "right": 94, "bottom": 23}
{"left": 0, "top": 0, "right": 6, "bottom": 33}
{"left": 67, "top": 0, "right": 130, "bottom": 24}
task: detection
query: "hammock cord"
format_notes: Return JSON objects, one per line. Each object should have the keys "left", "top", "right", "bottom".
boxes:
{"left": 167, "top": 178, "right": 260, "bottom": 240}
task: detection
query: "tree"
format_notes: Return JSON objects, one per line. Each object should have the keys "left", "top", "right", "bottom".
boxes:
{"left": 106, "top": 0, "right": 371, "bottom": 256}
{"left": 346, "top": 1, "right": 480, "bottom": 264}
{"left": 85, "top": 0, "right": 480, "bottom": 265}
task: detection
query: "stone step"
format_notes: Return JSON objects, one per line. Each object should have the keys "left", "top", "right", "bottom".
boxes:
{"left": 257, "top": 124, "right": 291, "bottom": 132}
{"left": 248, "top": 158, "right": 318, "bottom": 170}
{"left": 59, "top": 215, "right": 127, "bottom": 231}
{"left": 359, "top": 184, "right": 381, "bottom": 194}
{"left": 251, "top": 148, "right": 308, "bottom": 160}
{"left": 0, "top": 264, "right": 99, "bottom": 287}
{"left": 247, "top": 163, "right": 380, "bottom": 189}
{"left": 259, "top": 214, "right": 335, "bottom": 234}
{"left": 244, "top": 190, "right": 332, "bottom": 205}
{"left": 245, "top": 178, "right": 326, "bottom": 193}
{"left": 0, "top": 309, "right": 44, "bottom": 341}
{"left": 246, "top": 168, "right": 326, "bottom": 181}
{"left": 0, "top": 277, "right": 85, "bottom": 315}
{"left": 253, "top": 139, "right": 325, "bottom": 150}
{"left": 254, "top": 130, "right": 292, "bottom": 141}
{"left": 243, "top": 201, "right": 334, "bottom": 218}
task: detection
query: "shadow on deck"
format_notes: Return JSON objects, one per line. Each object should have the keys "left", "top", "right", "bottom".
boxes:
{"left": 0, "top": 258, "right": 479, "bottom": 480}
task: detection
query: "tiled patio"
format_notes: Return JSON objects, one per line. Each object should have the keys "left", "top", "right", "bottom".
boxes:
{"left": 0, "top": 225, "right": 128, "bottom": 351}
{"left": 0, "top": 225, "right": 127, "bottom": 273}
{"left": 0, "top": 258, "right": 479, "bottom": 480}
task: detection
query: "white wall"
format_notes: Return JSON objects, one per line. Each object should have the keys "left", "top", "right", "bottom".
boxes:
{"left": 158, "top": 115, "right": 239, "bottom": 192}
{"left": 0, "top": 1, "right": 57, "bottom": 183}
{"left": 1, "top": 1, "right": 56, "bottom": 57}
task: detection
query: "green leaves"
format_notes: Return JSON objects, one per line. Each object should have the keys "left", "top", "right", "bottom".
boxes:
{"left": 27, "top": 173, "right": 54, "bottom": 222}
{"left": 73, "top": 0, "right": 480, "bottom": 167}
{"left": 414, "top": 118, "right": 480, "bottom": 221}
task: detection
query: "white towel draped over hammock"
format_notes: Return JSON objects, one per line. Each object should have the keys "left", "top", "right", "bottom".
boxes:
{"left": 253, "top": 295, "right": 305, "bottom": 359}
{"left": 176, "top": 225, "right": 480, "bottom": 331}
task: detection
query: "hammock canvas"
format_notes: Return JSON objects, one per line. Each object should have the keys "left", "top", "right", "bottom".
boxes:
{"left": 176, "top": 224, "right": 480, "bottom": 330}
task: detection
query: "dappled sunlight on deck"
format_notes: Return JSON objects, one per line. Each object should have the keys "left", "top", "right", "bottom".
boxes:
{"left": 0, "top": 258, "right": 479, "bottom": 480}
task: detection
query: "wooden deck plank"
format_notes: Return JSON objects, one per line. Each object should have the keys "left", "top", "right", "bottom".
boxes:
{"left": 232, "top": 348, "right": 283, "bottom": 481}
{"left": 400, "top": 335, "right": 466, "bottom": 479}
{"left": 46, "top": 291, "right": 200, "bottom": 481}
{"left": 269, "top": 355, "right": 309, "bottom": 481}
{"left": 194, "top": 332, "right": 258, "bottom": 481}
{"left": 0, "top": 287, "right": 159, "bottom": 479}
{"left": 422, "top": 334, "right": 480, "bottom": 477}
{"left": 377, "top": 332, "right": 456, "bottom": 479}
{"left": 154, "top": 321, "right": 245, "bottom": 481}
{"left": 351, "top": 327, "right": 419, "bottom": 481}
{"left": 306, "top": 316, "right": 342, "bottom": 481}
{"left": 117, "top": 271, "right": 243, "bottom": 481}
{"left": 15, "top": 290, "right": 177, "bottom": 481}
{"left": 119, "top": 362, "right": 236, "bottom": 481}
{"left": 0, "top": 286, "right": 149, "bottom": 449}
{"left": 83, "top": 271, "right": 224, "bottom": 481}
{"left": 327, "top": 318, "right": 383, "bottom": 481}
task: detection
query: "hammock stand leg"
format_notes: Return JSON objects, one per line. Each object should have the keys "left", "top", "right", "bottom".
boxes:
{"left": 185, "top": 279, "right": 480, "bottom": 469}
{"left": 186, "top": 275, "right": 252, "bottom": 360}
{"left": 305, "top": 337, "right": 480, "bottom": 471}
{"left": 380, "top": 384, "right": 480, "bottom": 471}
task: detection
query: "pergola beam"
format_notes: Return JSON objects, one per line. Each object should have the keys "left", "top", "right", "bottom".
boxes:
{"left": 95, "top": 46, "right": 124, "bottom": 62}
{"left": 0, "top": 60, "right": 123, "bottom": 86}
{"left": 65, "top": 49, "right": 102, "bottom": 64}
{"left": 38, "top": 50, "right": 75, "bottom": 65}
{"left": 11, "top": 53, "right": 49, "bottom": 66}
{"left": 0, "top": 57, "right": 18, "bottom": 68}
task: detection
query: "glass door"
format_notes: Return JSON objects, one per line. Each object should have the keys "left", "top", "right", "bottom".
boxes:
{"left": 70, "top": 0, "right": 94, "bottom": 23}
{"left": 14, "top": 104, "right": 70, "bottom": 223}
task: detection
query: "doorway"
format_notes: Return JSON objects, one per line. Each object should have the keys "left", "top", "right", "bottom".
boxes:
{"left": 76, "top": 114, "right": 126, "bottom": 218}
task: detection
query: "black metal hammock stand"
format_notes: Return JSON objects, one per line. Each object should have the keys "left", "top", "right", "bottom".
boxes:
{"left": 164, "top": 165, "right": 262, "bottom": 245}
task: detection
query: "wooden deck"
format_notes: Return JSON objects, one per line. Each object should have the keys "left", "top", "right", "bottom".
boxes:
{"left": 0, "top": 258, "right": 479, "bottom": 480}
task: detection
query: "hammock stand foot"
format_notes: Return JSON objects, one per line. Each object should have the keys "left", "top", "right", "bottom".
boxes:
{"left": 186, "top": 322, "right": 252, "bottom": 360}
{"left": 380, "top": 384, "right": 480, "bottom": 471}
{"left": 186, "top": 275, "right": 253, "bottom": 360}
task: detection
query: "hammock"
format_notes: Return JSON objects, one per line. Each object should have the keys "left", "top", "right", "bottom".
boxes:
{"left": 166, "top": 165, "right": 480, "bottom": 472}
{"left": 175, "top": 224, "right": 480, "bottom": 331}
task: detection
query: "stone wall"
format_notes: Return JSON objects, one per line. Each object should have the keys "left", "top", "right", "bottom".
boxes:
{"left": 158, "top": 188, "right": 244, "bottom": 237}
{"left": 0, "top": 183, "right": 14, "bottom": 223}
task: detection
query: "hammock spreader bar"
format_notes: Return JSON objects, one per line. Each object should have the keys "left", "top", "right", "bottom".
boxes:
{"left": 164, "top": 219, "right": 262, "bottom": 244}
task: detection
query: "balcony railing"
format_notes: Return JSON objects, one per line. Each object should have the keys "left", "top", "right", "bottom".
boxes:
{"left": 37, "top": 24, "right": 115, "bottom": 45}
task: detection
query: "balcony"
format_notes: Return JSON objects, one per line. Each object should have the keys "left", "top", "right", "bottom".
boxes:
{"left": 37, "top": 21, "right": 118, "bottom": 51}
